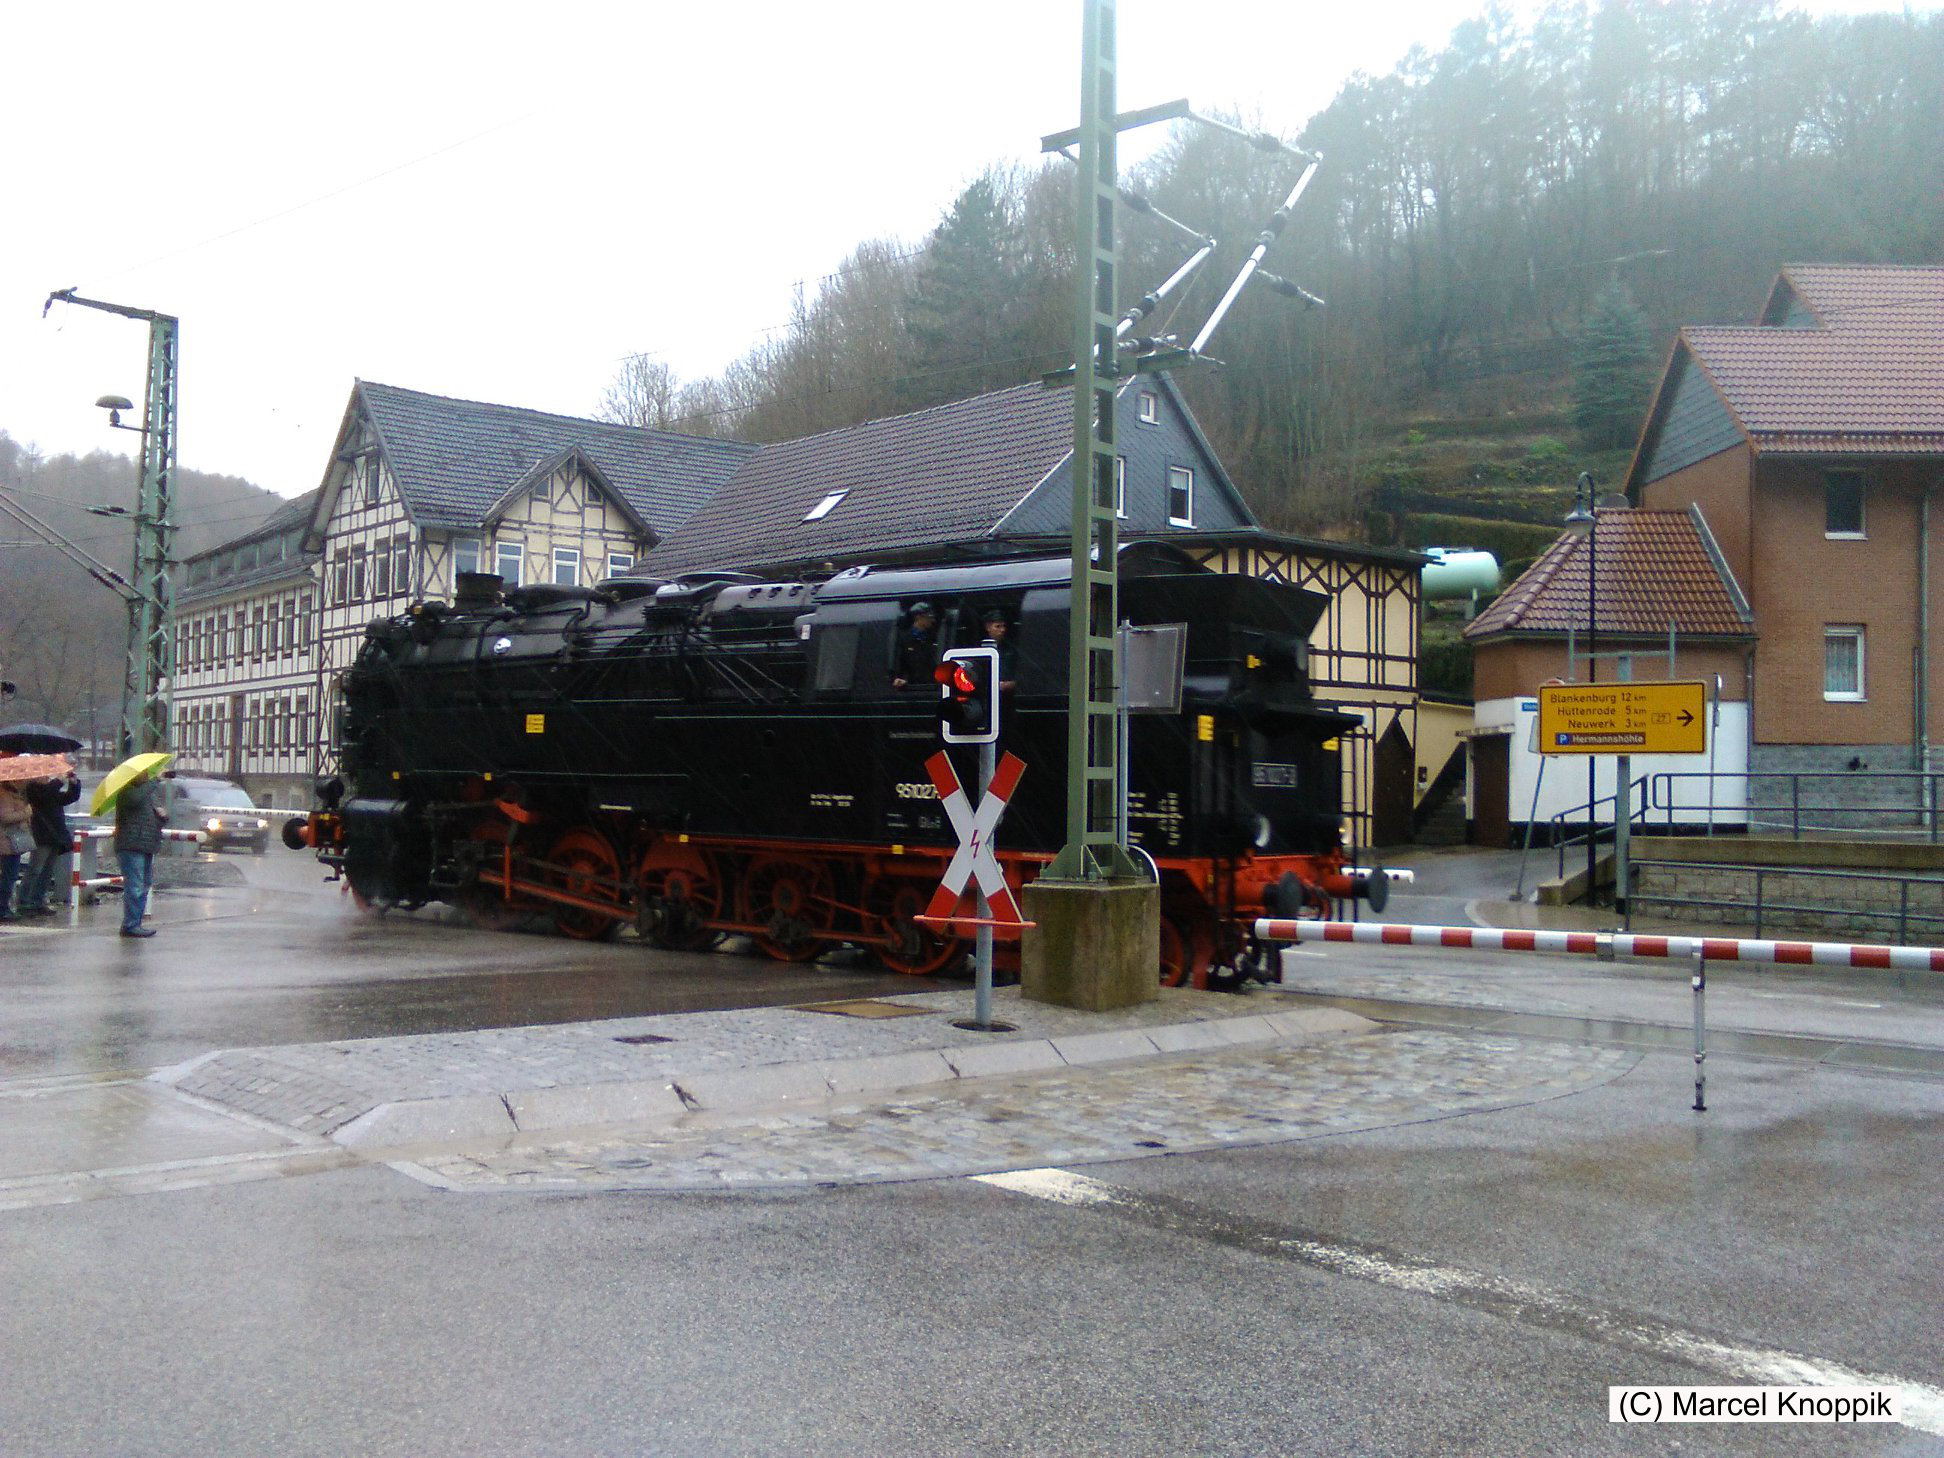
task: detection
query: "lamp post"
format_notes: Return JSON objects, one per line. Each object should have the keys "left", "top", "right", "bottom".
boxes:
{"left": 1565, "top": 471, "right": 1598, "bottom": 902}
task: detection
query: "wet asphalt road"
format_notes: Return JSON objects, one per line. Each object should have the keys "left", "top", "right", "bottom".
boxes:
{"left": 2, "top": 845, "right": 1940, "bottom": 1454}
{"left": 1, "top": 846, "right": 952, "bottom": 1079}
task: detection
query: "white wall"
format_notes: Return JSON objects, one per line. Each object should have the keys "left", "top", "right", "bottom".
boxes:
{"left": 1477, "top": 694, "right": 1750, "bottom": 831}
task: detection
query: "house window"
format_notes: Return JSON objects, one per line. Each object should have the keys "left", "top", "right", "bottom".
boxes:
{"left": 373, "top": 540, "right": 392, "bottom": 599}
{"left": 607, "top": 551, "right": 634, "bottom": 578}
{"left": 1115, "top": 456, "right": 1127, "bottom": 518}
{"left": 552, "top": 547, "right": 581, "bottom": 586}
{"left": 331, "top": 550, "right": 349, "bottom": 605}
{"left": 363, "top": 455, "right": 382, "bottom": 510}
{"left": 1137, "top": 392, "right": 1159, "bottom": 424}
{"left": 452, "top": 537, "right": 481, "bottom": 585}
{"left": 1824, "top": 626, "right": 1865, "bottom": 700}
{"left": 1825, "top": 472, "right": 1865, "bottom": 537}
{"left": 393, "top": 538, "right": 411, "bottom": 598}
{"left": 296, "top": 694, "right": 311, "bottom": 750}
{"left": 349, "top": 545, "right": 367, "bottom": 600}
{"left": 803, "top": 490, "right": 848, "bottom": 522}
{"left": 1167, "top": 465, "right": 1195, "bottom": 527}
{"left": 495, "top": 541, "right": 524, "bottom": 586}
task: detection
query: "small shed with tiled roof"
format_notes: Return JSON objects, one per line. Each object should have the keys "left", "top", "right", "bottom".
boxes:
{"left": 1626, "top": 263, "right": 1944, "bottom": 798}
{"left": 1461, "top": 504, "right": 1755, "bottom": 845}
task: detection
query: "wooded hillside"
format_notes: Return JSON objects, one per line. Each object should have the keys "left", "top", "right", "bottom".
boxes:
{"left": 0, "top": 432, "right": 282, "bottom": 738}
{"left": 603, "top": 0, "right": 1942, "bottom": 538}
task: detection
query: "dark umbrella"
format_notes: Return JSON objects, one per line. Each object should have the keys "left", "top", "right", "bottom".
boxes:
{"left": 0, "top": 723, "right": 84, "bottom": 754}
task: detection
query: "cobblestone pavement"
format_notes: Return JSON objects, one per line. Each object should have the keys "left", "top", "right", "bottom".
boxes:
{"left": 163, "top": 986, "right": 1300, "bottom": 1137}
{"left": 396, "top": 1029, "right": 1638, "bottom": 1194}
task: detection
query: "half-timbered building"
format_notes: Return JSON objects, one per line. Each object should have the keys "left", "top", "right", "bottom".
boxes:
{"left": 172, "top": 490, "right": 322, "bottom": 808}
{"left": 303, "top": 381, "right": 759, "bottom": 766}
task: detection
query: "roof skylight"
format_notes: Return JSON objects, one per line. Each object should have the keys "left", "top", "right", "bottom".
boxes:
{"left": 803, "top": 489, "right": 848, "bottom": 522}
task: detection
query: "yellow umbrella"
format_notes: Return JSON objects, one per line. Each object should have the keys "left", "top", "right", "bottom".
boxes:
{"left": 90, "top": 751, "right": 173, "bottom": 816}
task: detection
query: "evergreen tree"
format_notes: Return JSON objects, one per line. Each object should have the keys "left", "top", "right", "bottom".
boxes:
{"left": 1571, "top": 279, "right": 1656, "bottom": 451}
{"left": 903, "top": 174, "right": 1027, "bottom": 406}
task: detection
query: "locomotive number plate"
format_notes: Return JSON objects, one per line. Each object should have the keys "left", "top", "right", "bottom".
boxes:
{"left": 525, "top": 713, "right": 545, "bottom": 734}
{"left": 1251, "top": 763, "right": 1299, "bottom": 788}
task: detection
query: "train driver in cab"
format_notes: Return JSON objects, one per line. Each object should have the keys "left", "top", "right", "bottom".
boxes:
{"left": 982, "top": 607, "right": 1018, "bottom": 695}
{"left": 892, "top": 601, "right": 938, "bottom": 689}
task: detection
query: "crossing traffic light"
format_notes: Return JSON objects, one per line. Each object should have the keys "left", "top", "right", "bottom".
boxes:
{"left": 936, "top": 646, "right": 999, "bottom": 744}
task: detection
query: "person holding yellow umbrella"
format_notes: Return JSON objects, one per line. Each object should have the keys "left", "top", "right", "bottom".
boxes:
{"left": 93, "top": 752, "right": 172, "bottom": 938}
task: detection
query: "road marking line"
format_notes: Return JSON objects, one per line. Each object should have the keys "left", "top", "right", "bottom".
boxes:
{"left": 975, "top": 1167, "right": 1944, "bottom": 1437}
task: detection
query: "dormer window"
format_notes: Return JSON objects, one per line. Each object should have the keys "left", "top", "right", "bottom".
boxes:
{"left": 1137, "top": 392, "right": 1159, "bottom": 424}
{"left": 803, "top": 490, "right": 848, "bottom": 522}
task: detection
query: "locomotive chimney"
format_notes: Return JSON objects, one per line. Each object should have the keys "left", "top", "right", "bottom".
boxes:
{"left": 454, "top": 571, "right": 504, "bottom": 608}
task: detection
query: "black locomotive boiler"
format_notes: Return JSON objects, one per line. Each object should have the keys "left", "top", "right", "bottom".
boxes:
{"left": 296, "top": 549, "right": 1382, "bottom": 987}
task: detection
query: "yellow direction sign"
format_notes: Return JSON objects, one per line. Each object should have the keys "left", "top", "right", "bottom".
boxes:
{"left": 1537, "top": 680, "right": 1708, "bottom": 756}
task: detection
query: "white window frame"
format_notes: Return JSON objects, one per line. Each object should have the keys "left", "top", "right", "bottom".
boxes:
{"left": 495, "top": 541, "right": 524, "bottom": 587}
{"left": 803, "top": 489, "right": 848, "bottom": 522}
{"left": 1824, "top": 626, "right": 1866, "bottom": 701}
{"left": 1167, "top": 465, "right": 1195, "bottom": 527}
{"left": 1115, "top": 456, "right": 1127, "bottom": 519}
{"left": 552, "top": 547, "right": 581, "bottom": 587}
{"left": 1824, "top": 472, "right": 1866, "bottom": 539}
{"left": 606, "top": 551, "right": 634, "bottom": 577}
{"left": 1137, "top": 391, "right": 1159, "bottom": 424}
{"left": 451, "top": 536, "right": 481, "bottom": 586}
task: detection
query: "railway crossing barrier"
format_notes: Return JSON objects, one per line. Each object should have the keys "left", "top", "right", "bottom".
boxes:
{"left": 64, "top": 825, "right": 205, "bottom": 922}
{"left": 1254, "top": 919, "right": 1944, "bottom": 1113}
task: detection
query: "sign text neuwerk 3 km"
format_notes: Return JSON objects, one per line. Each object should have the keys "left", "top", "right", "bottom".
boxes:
{"left": 1538, "top": 681, "right": 1708, "bottom": 756}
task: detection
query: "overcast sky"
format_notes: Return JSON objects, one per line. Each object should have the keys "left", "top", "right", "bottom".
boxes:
{"left": 0, "top": 0, "right": 1907, "bottom": 501}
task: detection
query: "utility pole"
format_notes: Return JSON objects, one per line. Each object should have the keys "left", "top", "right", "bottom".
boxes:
{"left": 1022, "top": 0, "right": 1324, "bottom": 1006}
{"left": 1047, "top": 0, "right": 1143, "bottom": 887}
{"left": 43, "top": 289, "right": 179, "bottom": 755}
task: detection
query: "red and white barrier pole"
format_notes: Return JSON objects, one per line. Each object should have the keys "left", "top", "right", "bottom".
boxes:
{"left": 1253, "top": 919, "right": 1944, "bottom": 974}
{"left": 1254, "top": 919, "right": 1944, "bottom": 1112}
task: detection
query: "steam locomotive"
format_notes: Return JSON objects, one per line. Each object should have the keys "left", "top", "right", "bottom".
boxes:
{"left": 294, "top": 547, "right": 1383, "bottom": 987}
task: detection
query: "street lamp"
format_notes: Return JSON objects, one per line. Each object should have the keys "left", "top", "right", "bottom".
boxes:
{"left": 95, "top": 394, "right": 140, "bottom": 432}
{"left": 1564, "top": 471, "right": 1598, "bottom": 901}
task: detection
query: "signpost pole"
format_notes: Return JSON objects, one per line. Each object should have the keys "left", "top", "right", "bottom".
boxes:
{"left": 1616, "top": 653, "right": 1632, "bottom": 914}
{"left": 975, "top": 737, "right": 996, "bottom": 1028}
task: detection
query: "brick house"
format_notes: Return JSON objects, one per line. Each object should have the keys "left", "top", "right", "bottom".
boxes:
{"left": 1627, "top": 264, "right": 1944, "bottom": 814}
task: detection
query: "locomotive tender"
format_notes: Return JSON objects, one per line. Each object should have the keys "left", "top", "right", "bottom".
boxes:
{"left": 298, "top": 547, "right": 1381, "bottom": 987}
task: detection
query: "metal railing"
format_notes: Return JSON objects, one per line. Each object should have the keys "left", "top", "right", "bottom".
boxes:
{"left": 1645, "top": 770, "right": 1944, "bottom": 841}
{"left": 1548, "top": 773, "right": 1649, "bottom": 883}
{"left": 1627, "top": 857, "right": 1944, "bottom": 943}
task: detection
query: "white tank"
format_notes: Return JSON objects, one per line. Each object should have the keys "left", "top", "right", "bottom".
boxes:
{"left": 1421, "top": 548, "right": 1500, "bottom": 601}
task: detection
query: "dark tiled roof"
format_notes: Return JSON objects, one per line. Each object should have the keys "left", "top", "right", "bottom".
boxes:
{"left": 358, "top": 382, "right": 759, "bottom": 537}
{"left": 1464, "top": 507, "right": 1752, "bottom": 641}
{"left": 180, "top": 488, "right": 323, "bottom": 605}
{"left": 645, "top": 382, "right": 1075, "bottom": 574}
{"left": 1682, "top": 264, "right": 1944, "bottom": 455}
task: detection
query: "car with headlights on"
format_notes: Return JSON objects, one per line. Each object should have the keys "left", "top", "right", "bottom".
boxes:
{"left": 163, "top": 777, "right": 271, "bottom": 855}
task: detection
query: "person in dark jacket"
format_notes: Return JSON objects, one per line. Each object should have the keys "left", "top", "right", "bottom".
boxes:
{"left": 113, "top": 770, "right": 168, "bottom": 937}
{"left": 19, "top": 771, "right": 82, "bottom": 915}
{"left": 892, "top": 602, "right": 939, "bottom": 690}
